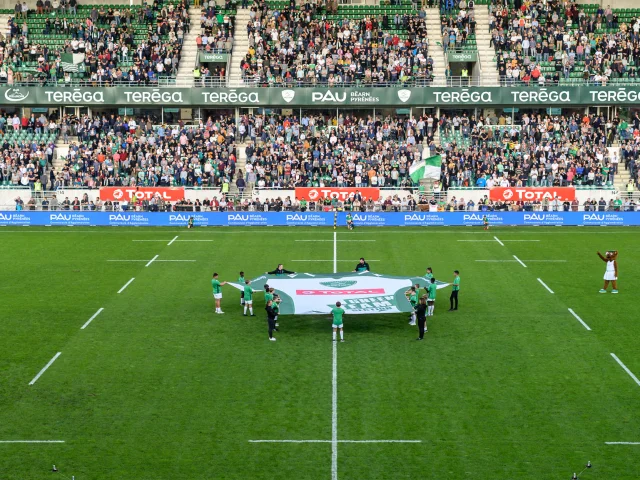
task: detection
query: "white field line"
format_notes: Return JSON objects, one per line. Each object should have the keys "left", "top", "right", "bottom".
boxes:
{"left": 0, "top": 440, "right": 65, "bottom": 444}
{"left": 291, "top": 260, "right": 380, "bottom": 262}
{"left": 108, "top": 260, "right": 196, "bottom": 263}
{"left": 331, "top": 230, "right": 338, "bottom": 480}
{"left": 502, "top": 240, "right": 541, "bottom": 242}
{"left": 568, "top": 308, "right": 591, "bottom": 331}
{"left": 295, "top": 240, "right": 376, "bottom": 242}
{"left": 145, "top": 255, "right": 159, "bottom": 267}
{"left": 132, "top": 239, "right": 213, "bottom": 242}
{"left": 475, "top": 260, "right": 566, "bottom": 263}
{"left": 167, "top": 235, "right": 179, "bottom": 246}
{"left": 81, "top": 307, "right": 104, "bottom": 330}
{"left": 117, "top": 277, "right": 135, "bottom": 294}
{"left": 29, "top": 352, "right": 62, "bottom": 385}
{"left": 457, "top": 240, "right": 496, "bottom": 242}
{"left": 513, "top": 255, "right": 527, "bottom": 268}
{"left": 494, "top": 236, "right": 504, "bottom": 246}
{"left": 249, "top": 439, "right": 422, "bottom": 444}
{"left": 537, "top": 278, "right": 554, "bottom": 294}
{"left": 605, "top": 442, "right": 640, "bottom": 445}
{"left": 610, "top": 353, "right": 640, "bottom": 387}
{"left": 332, "top": 340, "right": 338, "bottom": 480}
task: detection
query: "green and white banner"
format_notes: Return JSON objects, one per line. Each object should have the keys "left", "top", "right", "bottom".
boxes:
{"left": 229, "top": 272, "right": 450, "bottom": 315}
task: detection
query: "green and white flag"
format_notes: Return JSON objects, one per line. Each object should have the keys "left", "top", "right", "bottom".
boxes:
{"left": 409, "top": 155, "right": 442, "bottom": 182}
{"left": 60, "top": 53, "right": 85, "bottom": 72}
{"left": 228, "top": 272, "right": 449, "bottom": 315}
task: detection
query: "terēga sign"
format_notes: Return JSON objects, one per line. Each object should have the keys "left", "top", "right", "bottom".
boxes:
{"left": 99, "top": 187, "right": 186, "bottom": 202}
{"left": 489, "top": 187, "right": 576, "bottom": 202}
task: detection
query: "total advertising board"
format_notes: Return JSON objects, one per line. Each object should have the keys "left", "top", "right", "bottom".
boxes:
{"left": 4, "top": 86, "right": 640, "bottom": 107}
{"left": 489, "top": 187, "right": 576, "bottom": 202}
{"left": 99, "top": 187, "right": 186, "bottom": 202}
{"left": 294, "top": 188, "right": 381, "bottom": 201}
{"left": 1, "top": 211, "right": 639, "bottom": 226}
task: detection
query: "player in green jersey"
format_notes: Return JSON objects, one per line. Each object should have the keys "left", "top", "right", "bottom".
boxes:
{"left": 332, "top": 301, "right": 345, "bottom": 342}
{"left": 272, "top": 292, "right": 281, "bottom": 327}
{"left": 243, "top": 280, "right": 255, "bottom": 316}
{"left": 449, "top": 270, "right": 460, "bottom": 311}
{"left": 483, "top": 215, "right": 489, "bottom": 230}
{"left": 346, "top": 213, "right": 354, "bottom": 230}
{"left": 238, "top": 271, "right": 246, "bottom": 305}
{"left": 427, "top": 277, "right": 436, "bottom": 317}
{"left": 405, "top": 285, "right": 418, "bottom": 326}
{"left": 211, "top": 273, "right": 227, "bottom": 314}
{"left": 424, "top": 267, "right": 434, "bottom": 283}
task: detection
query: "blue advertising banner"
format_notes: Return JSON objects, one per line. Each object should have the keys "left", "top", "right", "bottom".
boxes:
{"left": 0, "top": 211, "right": 639, "bottom": 226}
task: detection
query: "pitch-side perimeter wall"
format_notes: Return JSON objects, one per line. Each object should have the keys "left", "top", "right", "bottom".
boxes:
{"left": 0, "top": 211, "right": 638, "bottom": 226}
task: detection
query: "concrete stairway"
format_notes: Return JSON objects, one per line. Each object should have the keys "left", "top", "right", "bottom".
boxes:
{"left": 53, "top": 136, "right": 76, "bottom": 174}
{"left": 175, "top": 6, "right": 202, "bottom": 86}
{"left": 425, "top": 8, "right": 446, "bottom": 84}
{"left": 228, "top": 142, "right": 252, "bottom": 197}
{"left": 228, "top": 8, "right": 251, "bottom": 85}
{"left": 474, "top": 7, "right": 499, "bottom": 86}
{"left": 0, "top": 13, "right": 12, "bottom": 38}
{"left": 610, "top": 146, "right": 632, "bottom": 194}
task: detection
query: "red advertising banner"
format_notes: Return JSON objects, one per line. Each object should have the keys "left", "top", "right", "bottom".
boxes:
{"left": 99, "top": 187, "right": 186, "bottom": 202}
{"left": 295, "top": 187, "right": 380, "bottom": 201}
{"left": 489, "top": 187, "right": 575, "bottom": 202}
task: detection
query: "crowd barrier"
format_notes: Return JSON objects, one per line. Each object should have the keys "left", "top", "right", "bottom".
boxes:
{"left": 1, "top": 211, "right": 639, "bottom": 227}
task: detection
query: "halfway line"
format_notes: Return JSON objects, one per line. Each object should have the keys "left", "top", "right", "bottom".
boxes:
{"left": 118, "top": 277, "right": 135, "bottom": 294}
{"left": 610, "top": 353, "right": 640, "bottom": 387}
{"left": 81, "top": 307, "right": 104, "bottom": 330}
{"left": 167, "top": 235, "right": 179, "bottom": 246}
{"left": 29, "top": 352, "right": 62, "bottom": 385}
{"left": 494, "top": 236, "right": 505, "bottom": 246}
{"left": 537, "top": 278, "right": 554, "bottom": 294}
{"left": 568, "top": 308, "right": 591, "bottom": 331}
{"left": 249, "top": 440, "right": 422, "bottom": 443}
{"left": 145, "top": 255, "right": 159, "bottom": 267}
{"left": 513, "top": 255, "right": 527, "bottom": 268}
{"left": 0, "top": 440, "right": 65, "bottom": 444}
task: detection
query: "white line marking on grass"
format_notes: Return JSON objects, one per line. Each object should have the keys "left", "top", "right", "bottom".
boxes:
{"left": 502, "top": 240, "right": 541, "bottom": 242}
{"left": 494, "top": 236, "right": 505, "bottom": 246}
{"left": 176, "top": 240, "right": 213, "bottom": 242}
{"left": 522, "top": 260, "right": 567, "bottom": 262}
{"left": 332, "top": 340, "right": 338, "bottom": 480}
{"left": 568, "top": 308, "right": 591, "bottom": 331}
{"left": 118, "top": 277, "right": 135, "bottom": 294}
{"left": 296, "top": 240, "right": 376, "bottom": 242}
{"left": 132, "top": 240, "right": 169, "bottom": 242}
{"left": 108, "top": 260, "right": 196, "bottom": 263}
{"left": 145, "top": 255, "right": 159, "bottom": 267}
{"left": 291, "top": 260, "right": 380, "bottom": 262}
{"left": 167, "top": 235, "right": 179, "bottom": 246}
{"left": 457, "top": 240, "right": 496, "bottom": 242}
{"left": 611, "top": 353, "right": 640, "bottom": 387}
{"left": 513, "top": 255, "right": 527, "bottom": 268}
{"left": 537, "top": 278, "right": 554, "bottom": 294}
{"left": 605, "top": 442, "right": 640, "bottom": 445}
{"left": 29, "top": 352, "right": 61, "bottom": 385}
{"left": 81, "top": 307, "right": 104, "bottom": 330}
{"left": 249, "top": 439, "right": 422, "bottom": 444}
{"left": 0, "top": 440, "right": 65, "bottom": 444}
{"left": 475, "top": 260, "right": 517, "bottom": 262}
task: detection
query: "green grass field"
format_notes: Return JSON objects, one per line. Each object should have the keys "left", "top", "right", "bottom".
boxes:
{"left": 1, "top": 226, "right": 639, "bottom": 480}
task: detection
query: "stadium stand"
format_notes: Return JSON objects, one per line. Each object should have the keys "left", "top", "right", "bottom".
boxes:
{"left": 1, "top": 0, "right": 190, "bottom": 86}
{"left": 237, "top": 0, "right": 435, "bottom": 86}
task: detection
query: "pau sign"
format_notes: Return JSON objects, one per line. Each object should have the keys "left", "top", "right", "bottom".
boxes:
{"left": 3, "top": 85, "right": 640, "bottom": 107}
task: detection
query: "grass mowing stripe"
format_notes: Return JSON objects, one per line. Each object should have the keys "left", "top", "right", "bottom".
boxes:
{"left": 610, "top": 353, "right": 640, "bottom": 387}
{"left": 81, "top": 307, "right": 104, "bottom": 330}
{"left": 28, "top": 352, "right": 61, "bottom": 385}
{"left": 117, "top": 277, "right": 135, "bottom": 294}
{"left": 567, "top": 308, "right": 591, "bottom": 331}
{"left": 537, "top": 278, "right": 554, "bottom": 294}
{"left": 513, "top": 255, "right": 527, "bottom": 268}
